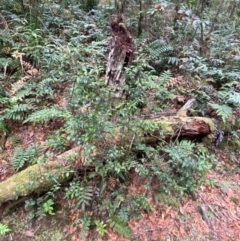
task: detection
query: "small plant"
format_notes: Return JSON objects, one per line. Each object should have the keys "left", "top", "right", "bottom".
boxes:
{"left": 130, "top": 194, "right": 153, "bottom": 212}
{"left": 10, "top": 144, "right": 41, "bottom": 171}
{"left": 95, "top": 220, "right": 108, "bottom": 236}
{"left": 41, "top": 198, "right": 55, "bottom": 215}
{"left": 65, "top": 181, "right": 93, "bottom": 211}
{"left": 163, "top": 140, "right": 214, "bottom": 194}
{"left": 44, "top": 131, "right": 69, "bottom": 152}
{"left": 25, "top": 185, "right": 60, "bottom": 219}
{"left": 0, "top": 223, "right": 11, "bottom": 236}
{"left": 209, "top": 103, "right": 232, "bottom": 123}
{"left": 79, "top": 215, "right": 92, "bottom": 239}
{"left": 108, "top": 215, "right": 131, "bottom": 238}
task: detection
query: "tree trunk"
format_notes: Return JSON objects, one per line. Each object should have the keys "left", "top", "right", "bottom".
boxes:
{"left": 0, "top": 113, "right": 214, "bottom": 205}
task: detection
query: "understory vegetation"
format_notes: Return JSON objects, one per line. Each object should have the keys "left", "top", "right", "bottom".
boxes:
{"left": 0, "top": 0, "right": 240, "bottom": 240}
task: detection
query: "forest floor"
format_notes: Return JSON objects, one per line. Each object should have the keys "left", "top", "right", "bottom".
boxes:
{"left": 0, "top": 116, "right": 240, "bottom": 241}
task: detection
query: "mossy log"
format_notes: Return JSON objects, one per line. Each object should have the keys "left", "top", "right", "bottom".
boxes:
{"left": 0, "top": 116, "right": 214, "bottom": 205}
{"left": 0, "top": 147, "right": 82, "bottom": 204}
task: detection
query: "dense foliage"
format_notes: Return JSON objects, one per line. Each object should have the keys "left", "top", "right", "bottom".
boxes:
{"left": 0, "top": 0, "right": 240, "bottom": 239}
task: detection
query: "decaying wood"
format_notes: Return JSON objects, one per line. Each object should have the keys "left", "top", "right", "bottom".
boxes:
{"left": 0, "top": 112, "right": 214, "bottom": 205}
{"left": 0, "top": 14, "right": 8, "bottom": 30}
{"left": 0, "top": 147, "right": 83, "bottom": 204}
{"left": 199, "top": 205, "right": 213, "bottom": 229}
{"left": 105, "top": 15, "right": 135, "bottom": 97}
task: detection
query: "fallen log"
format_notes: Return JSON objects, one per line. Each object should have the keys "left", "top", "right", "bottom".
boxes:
{"left": 0, "top": 112, "right": 215, "bottom": 205}
{"left": 0, "top": 147, "right": 83, "bottom": 204}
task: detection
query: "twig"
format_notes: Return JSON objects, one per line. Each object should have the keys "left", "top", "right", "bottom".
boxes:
{"left": 132, "top": 111, "right": 176, "bottom": 120}
{"left": 129, "top": 134, "right": 135, "bottom": 150}
{"left": 197, "top": 192, "right": 221, "bottom": 220}
{"left": 170, "top": 122, "right": 186, "bottom": 146}
{"left": 207, "top": 0, "right": 225, "bottom": 36}
{"left": 198, "top": 205, "right": 213, "bottom": 230}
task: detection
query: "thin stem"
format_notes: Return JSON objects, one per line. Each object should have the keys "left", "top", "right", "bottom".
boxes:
{"left": 207, "top": 0, "right": 225, "bottom": 36}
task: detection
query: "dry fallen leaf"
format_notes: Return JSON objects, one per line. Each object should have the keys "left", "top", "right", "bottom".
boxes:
{"left": 25, "top": 230, "right": 35, "bottom": 237}
{"left": 165, "top": 206, "right": 171, "bottom": 214}
{"left": 179, "top": 206, "right": 185, "bottom": 215}
{"left": 179, "top": 226, "right": 186, "bottom": 236}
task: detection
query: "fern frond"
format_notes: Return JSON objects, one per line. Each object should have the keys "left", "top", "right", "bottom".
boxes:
{"left": 8, "top": 135, "right": 22, "bottom": 147}
{"left": 143, "top": 40, "right": 173, "bottom": 68}
{"left": 14, "top": 88, "right": 35, "bottom": 100}
{"left": 80, "top": 215, "right": 91, "bottom": 239}
{"left": 158, "top": 70, "right": 172, "bottom": 85}
{"left": 168, "top": 57, "right": 179, "bottom": 66}
{"left": 0, "top": 29, "right": 14, "bottom": 47}
{"left": 0, "top": 222, "right": 11, "bottom": 236}
{"left": 227, "top": 92, "right": 240, "bottom": 106}
{"left": 220, "top": 91, "right": 240, "bottom": 107}
{"left": 165, "top": 140, "right": 194, "bottom": 160}
{"left": 4, "top": 103, "right": 36, "bottom": 120}
{"left": 77, "top": 185, "right": 94, "bottom": 211}
{"left": 117, "top": 208, "right": 129, "bottom": 223}
{"left": 0, "top": 97, "right": 11, "bottom": 105}
{"left": 209, "top": 103, "right": 232, "bottom": 123}
{"left": 11, "top": 144, "right": 41, "bottom": 171}
{"left": 24, "top": 107, "right": 71, "bottom": 124}
{"left": 66, "top": 182, "right": 94, "bottom": 211}
{"left": 148, "top": 39, "right": 173, "bottom": 51}
{"left": 0, "top": 118, "right": 9, "bottom": 135}
{"left": 38, "top": 78, "right": 59, "bottom": 89}
{"left": 164, "top": 75, "right": 184, "bottom": 88}
{"left": 108, "top": 215, "right": 131, "bottom": 238}
{"left": 9, "top": 76, "right": 31, "bottom": 95}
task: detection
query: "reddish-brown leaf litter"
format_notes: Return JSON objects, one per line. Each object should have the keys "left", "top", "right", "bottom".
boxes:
{"left": 106, "top": 171, "right": 240, "bottom": 241}
{"left": 0, "top": 101, "right": 239, "bottom": 240}
{"left": 0, "top": 124, "right": 46, "bottom": 181}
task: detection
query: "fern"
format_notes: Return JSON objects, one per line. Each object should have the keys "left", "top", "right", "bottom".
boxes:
{"left": 0, "top": 96, "right": 11, "bottom": 105}
{"left": 8, "top": 135, "right": 22, "bottom": 147}
{"left": 0, "top": 29, "right": 14, "bottom": 47}
{"left": 0, "top": 223, "right": 11, "bottom": 236}
{"left": 95, "top": 220, "right": 108, "bottom": 236}
{"left": 209, "top": 103, "right": 232, "bottom": 123}
{"left": 108, "top": 215, "right": 131, "bottom": 239}
{"left": 66, "top": 182, "right": 94, "bottom": 211}
{"left": 117, "top": 208, "right": 129, "bottom": 223}
{"left": 163, "top": 141, "right": 213, "bottom": 193}
{"left": 14, "top": 88, "right": 35, "bottom": 100}
{"left": 165, "top": 140, "right": 195, "bottom": 160}
{"left": 77, "top": 185, "right": 94, "bottom": 211}
{"left": 148, "top": 40, "right": 173, "bottom": 54}
{"left": 219, "top": 90, "right": 240, "bottom": 107}
{"left": 24, "top": 107, "right": 71, "bottom": 124}
{"left": 0, "top": 118, "right": 9, "bottom": 135}
{"left": 11, "top": 144, "right": 41, "bottom": 171}
{"left": 228, "top": 93, "right": 240, "bottom": 106}
{"left": 3, "top": 103, "right": 36, "bottom": 120}
{"left": 80, "top": 215, "right": 92, "bottom": 239}
{"left": 168, "top": 56, "right": 179, "bottom": 66}
{"left": 158, "top": 70, "right": 172, "bottom": 86}
{"left": 144, "top": 40, "right": 173, "bottom": 69}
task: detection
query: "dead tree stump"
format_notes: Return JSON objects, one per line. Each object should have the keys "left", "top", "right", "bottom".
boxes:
{"left": 105, "top": 15, "right": 135, "bottom": 97}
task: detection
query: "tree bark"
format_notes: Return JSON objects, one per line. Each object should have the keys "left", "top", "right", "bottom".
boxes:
{"left": 0, "top": 147, "right": 83, "bottom": 204}
{"left": 105, "top": 15, "right": 135, "bottom": 97}
{"left": 0, "top": 14, "right": 8, "bottom": 30}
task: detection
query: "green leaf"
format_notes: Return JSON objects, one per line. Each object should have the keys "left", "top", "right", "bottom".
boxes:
{"left": 0, "top": 223, "right": 11, "bottom": 236}
{"left": 209, "top": 103, "right": 232, "bottom": 123}
{"left": 0, "top": 118, "right": 9, "bottom": 135}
